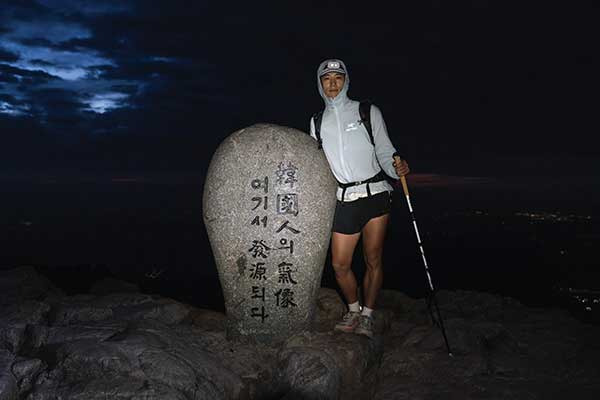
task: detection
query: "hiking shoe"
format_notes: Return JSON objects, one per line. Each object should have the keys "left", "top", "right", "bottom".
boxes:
{"left": 355, "top": 315, "right": 374, "bottom": 338}
{"left": 334, "top": 311, "right": 361, "bottom": 333}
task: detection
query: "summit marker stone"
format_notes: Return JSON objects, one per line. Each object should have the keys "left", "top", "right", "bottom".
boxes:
{"left": 203, "top": 124, "right": 337, "bottom": 344}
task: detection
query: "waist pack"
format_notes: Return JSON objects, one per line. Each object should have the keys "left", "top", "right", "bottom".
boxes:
{"left": 338, "top": 170, "right": 386, "bottom": 202}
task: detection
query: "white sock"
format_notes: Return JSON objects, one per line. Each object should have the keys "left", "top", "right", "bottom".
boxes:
{"left": 361, "top": 307, "right": 374, "bottom": 318}
{"left": 348, "top": 301, "right": 361, "bottom": 313}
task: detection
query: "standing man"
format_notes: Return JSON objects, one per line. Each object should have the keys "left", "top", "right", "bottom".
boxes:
{"left": 310, "top": 59, "right": 409, "bottom": 338}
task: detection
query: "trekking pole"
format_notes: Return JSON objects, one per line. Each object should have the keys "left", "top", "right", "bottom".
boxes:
{"left": 394, "top": 158, "right": 453, "bottom": 356}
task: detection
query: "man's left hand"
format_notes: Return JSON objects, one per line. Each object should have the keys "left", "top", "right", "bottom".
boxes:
{"left": 393, "top": 157, "right": 410, "bottom": 177}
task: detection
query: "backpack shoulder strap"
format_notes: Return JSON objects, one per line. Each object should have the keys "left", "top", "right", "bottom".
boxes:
{"left": 359, "top": 100, "right": 374, "bottom": 146}
{"left": 312, "top": 110, "right": 324, "bottom": 149}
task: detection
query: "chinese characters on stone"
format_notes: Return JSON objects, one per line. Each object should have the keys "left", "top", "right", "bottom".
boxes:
{"left": 246, "top": 162, "right": 302, "bottom": 322}
{"left": 276, "top": 161, "right": 298, "bottom": 188}
{"left": 248, "top": 176, "right": 271, "bottom": 322}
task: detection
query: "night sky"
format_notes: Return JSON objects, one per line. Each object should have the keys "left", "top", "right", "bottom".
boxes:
{"left": 1, "top": 0, "right": 598, "bottom": 175}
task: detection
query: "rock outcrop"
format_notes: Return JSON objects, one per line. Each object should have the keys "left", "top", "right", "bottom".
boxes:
{"left": 1, "top": 266, "right": 599, "bottom": 399}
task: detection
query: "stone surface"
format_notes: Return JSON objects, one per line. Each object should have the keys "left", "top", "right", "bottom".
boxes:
{"left": 11, "top": 357, "right": 45, "bottom": 394}
{"left": 89, "top": 277, "right": 140, "bottom": 295}
{"left": 203, "top": 123, "right": 338, "bottom": 343}
{"left": 0, "top": 266, "right": 63, "bottom": 305}
{"left": 1, "top": 301, "right": 51, "bottom": 354}
{"left": 0, "top": 350, "right": 17, "bottom": 400}
{"left": 48, "top": 293, "right": 190, "bottom": 326}
{"left": 314, "top": 288, "right": 346, "bottom": 332}
{"left": 2, "top": 266, "right": 600, "bottom": 399}
{"left": 276, "top": 330, "right": 384, "bottom": 399}
{"left": 373, "top": 290, "right": 600, "bottom": 400}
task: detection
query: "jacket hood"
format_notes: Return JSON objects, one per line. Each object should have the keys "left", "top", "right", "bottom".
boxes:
{"left": 317, "top": 58, "right": 350, "bottom": 108}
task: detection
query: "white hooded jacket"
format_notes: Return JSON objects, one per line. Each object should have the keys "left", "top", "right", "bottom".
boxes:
{"left": 309, "top": 59, "right": 400, "bottom": 202}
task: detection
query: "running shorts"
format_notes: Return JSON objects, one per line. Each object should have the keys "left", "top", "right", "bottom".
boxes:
{"left": 332, "top": 191, "right": 392, "bottom": 234}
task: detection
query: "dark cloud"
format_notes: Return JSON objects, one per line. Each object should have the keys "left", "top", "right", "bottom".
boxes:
{"left": 13, "top": 37, "right": 56, "bottom": 47}
{"left": 0, "top": 63, "right": 58, "bottom": 82}
{"left": 38, "top": 0, "right": 132, "bottom": 17}
{"left": 0, "top": 49, "right": 19, "bottom": 62}
{"left": 1, "top": 0, "right": 599, "bottom": 172}
{"left": 91, "top": 59, "right": 213, "bottom": 82}
{"left": 0, "top": 0, "right": 48, "bottom": 18}
{"left": 27, "top": 87, "right": 83, "bottom": 118}
{"left": 0, "top": 93, "right": 22, "bottom": 103}
{"left": 108, "top": 84, "right": 139, "bottom": 95}
{"left": 0, "top": 72, "right": 20, "bottom": 84}
{"left": 29, "top": 58, "right": 55, "bottom": 66}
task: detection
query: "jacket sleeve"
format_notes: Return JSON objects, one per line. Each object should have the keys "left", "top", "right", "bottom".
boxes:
{"left": 309, "top": 117, "right": 317, "bottom": 141}
{"left": 371, "top": 104, "right": 400, "bottom": 179}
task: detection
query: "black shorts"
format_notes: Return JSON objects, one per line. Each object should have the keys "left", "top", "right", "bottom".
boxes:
{"left": 332, "top": 191, "right": 392, "bottom": 234}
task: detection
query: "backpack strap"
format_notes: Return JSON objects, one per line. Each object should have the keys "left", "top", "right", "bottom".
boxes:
{"left": 311, "top": 110, "right": 324, "bottom": 149}
{"left": 359, "top": 100, "right": 374, "bottom": 146}
{"left": 313, "top": 101, "right": 372, "bottom": 150}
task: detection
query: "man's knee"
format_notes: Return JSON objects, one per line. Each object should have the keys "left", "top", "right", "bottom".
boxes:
{"left": 364, "top": 252, "right": 383, "bottom": 270}
{"left": 332, "top": 259, "right": 352, "bottom": 277}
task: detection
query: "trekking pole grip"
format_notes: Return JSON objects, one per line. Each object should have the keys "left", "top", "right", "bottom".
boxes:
{"left": 400, "top": 175, "right": 409, "bottom": 197}
{"left": 393, "top": 155, "right": 410, "bottom": 196}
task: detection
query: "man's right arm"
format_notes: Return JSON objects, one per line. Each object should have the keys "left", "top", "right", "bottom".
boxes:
{"left": 309, "top": 117, "right": 317, "bottom": 140}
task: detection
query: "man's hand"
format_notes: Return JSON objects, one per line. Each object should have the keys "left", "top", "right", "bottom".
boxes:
{"left": 393, "top": 156, "right": 410, "bottom": 177}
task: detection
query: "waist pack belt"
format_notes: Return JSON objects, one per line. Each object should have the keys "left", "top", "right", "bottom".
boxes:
{"left": 338, "top": 171, "right": 386, "bottom": 203}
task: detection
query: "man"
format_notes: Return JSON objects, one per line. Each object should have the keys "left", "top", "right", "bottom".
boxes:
{"left": 310, "top": 59, "right": 409, "bottom": 338}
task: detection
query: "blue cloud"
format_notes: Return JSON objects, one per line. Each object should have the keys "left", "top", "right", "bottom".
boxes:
{"left": 1, "top": 17, "right": 114, "bottom": 81}
{"left": 81, "top": 92, "right": 129, "bottom": 114}
{"left": 0, "top": 92, "right": 30, "bottom": 116}
{"left": 0, "top": 2, "right": 131, "bottom": 117}
{"left": 0, "top": 100, "right": 30, "bottom": 116}
{"left": 7, "top": 19, "right": 91, "bottom": 45}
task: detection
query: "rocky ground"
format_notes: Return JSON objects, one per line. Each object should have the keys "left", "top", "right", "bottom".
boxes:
{"left": 1, "top": 266, "right": 599, "bottom": 399}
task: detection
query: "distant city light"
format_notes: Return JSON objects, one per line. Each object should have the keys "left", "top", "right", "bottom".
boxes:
{"left": 515, "top": 211, "right": 593, "bottom": 223}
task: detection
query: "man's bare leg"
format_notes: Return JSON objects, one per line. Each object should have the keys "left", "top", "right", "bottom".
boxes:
{"left": 361, "top": 213, "right": 389, "bottom": 309}
{"left": 331, "top": 231, "right": 361, "bottom": 304}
